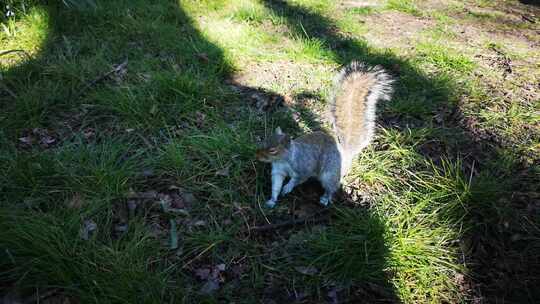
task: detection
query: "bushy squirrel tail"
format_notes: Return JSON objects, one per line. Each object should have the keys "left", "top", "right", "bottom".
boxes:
{"left": 329, "top": 61, "right": 393, "bottom": 158}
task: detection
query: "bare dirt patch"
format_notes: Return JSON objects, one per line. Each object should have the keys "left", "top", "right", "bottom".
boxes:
{"left": 360, "top": 11, "right": 434, "bottom": 50}
{"left": 348, "top": 0, "right": 539, "bottom": 162}
{"left": 231, "top": 60, "right": 333, "bottom": 95}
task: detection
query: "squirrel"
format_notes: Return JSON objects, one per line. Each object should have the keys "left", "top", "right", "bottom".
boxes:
{"left": 256, "top": 61, "right": 394, "bottom": 208}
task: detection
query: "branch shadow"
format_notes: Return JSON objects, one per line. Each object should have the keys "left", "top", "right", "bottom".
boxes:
{"left": 520, "top": 0, "right": 540, "bottom": 6}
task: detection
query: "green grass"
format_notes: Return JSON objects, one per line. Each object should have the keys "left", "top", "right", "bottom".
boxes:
{"left": 386, "top": 0, "right": 422, "bottom": 16}
{"left": 1, "top": 0, "right": 539, "bottom": 303}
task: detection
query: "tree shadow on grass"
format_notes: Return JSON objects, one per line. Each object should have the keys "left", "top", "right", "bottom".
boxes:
{"left": 520, "top": 0, "right": 540, "bottom": 7}
{"left": 260, "top": 0, "right": 539, "bottom": 302}
{"left": 0, "top": 1, "right": 397, "bottom": 303}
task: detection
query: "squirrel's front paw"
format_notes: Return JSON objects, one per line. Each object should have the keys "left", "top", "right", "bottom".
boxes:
{"left": 265, "top": 199, "right": 277, "bottom": 208}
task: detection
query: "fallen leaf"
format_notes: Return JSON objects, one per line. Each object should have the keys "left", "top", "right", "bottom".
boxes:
{"left": 160, "top": 194, "right": 189, "bottom": 216}
{"left": 15, "top": 128, "right": 57, "bottom": 149}
{"left": 83, "top": 128, "right": 95, "bottom": 139}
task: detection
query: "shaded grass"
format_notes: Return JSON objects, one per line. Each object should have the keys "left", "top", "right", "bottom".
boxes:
{"left": 0, "top": 210, "right": 180, "bottom": 303}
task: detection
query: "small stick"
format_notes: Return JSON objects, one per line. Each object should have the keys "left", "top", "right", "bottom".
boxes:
{"left": 250, "top": 209, "right": 330, "bottom": 233}
{"left": 181, "top": 241, "right": 220, "bottom": 269}
{"left": 0, "top": 49, "right": 31, "bottom": 59}
{"left": 73, "top": 58, "right": 128, "bottom": 100}
{"left": 522, "top": 15, "right": 535, "bottom": 23}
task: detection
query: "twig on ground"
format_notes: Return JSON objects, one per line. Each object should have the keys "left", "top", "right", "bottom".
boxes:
{"left": 73, "top": 58, "right": 128, "bottom": 101}
{"left": 521, "top": 15, "right": 535, "bottom": 23}
{"left": 0, "top": 49, "right": 31, "bottom": 60}
{"left": 250, "top": 209, "right": 330, "bottom": 233}
{"left": 182, "top": 241, "right": 221, "bottom": 269}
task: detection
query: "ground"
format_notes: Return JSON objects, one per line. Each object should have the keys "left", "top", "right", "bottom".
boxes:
{"left": 0, "top": 0, "right": 539, "bottom": 303}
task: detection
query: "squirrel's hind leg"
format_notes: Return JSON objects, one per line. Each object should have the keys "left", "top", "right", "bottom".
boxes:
{"left": 319, "top": 172, "right": 340, "bottom": 206}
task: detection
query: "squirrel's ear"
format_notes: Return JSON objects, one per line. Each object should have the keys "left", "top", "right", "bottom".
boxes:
{"left": 275, "top": 126, "right": 283, "bottom": 135}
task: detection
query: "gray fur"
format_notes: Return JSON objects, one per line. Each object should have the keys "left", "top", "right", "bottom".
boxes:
{"left": 329, "top": 61, "right": 394, "bottom": 154}
{"left": 264, "top": 62, "right": 393, "bottom": 207}
{"left": 266, "top": 132, "right": 341, "bottom": 207}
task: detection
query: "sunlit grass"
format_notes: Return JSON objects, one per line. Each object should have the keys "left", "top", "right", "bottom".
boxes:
{"left": 0, "top": 6, "right": 50, "bottom": 67}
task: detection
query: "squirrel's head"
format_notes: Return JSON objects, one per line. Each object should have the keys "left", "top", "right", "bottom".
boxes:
{"left": 256, "top": 127, "right": 291, "bottom": 163}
